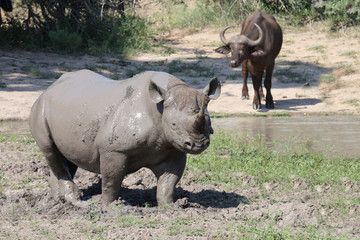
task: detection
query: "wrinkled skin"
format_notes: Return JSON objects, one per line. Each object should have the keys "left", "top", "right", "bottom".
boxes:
{"left": 29, "top": 70, "right": 221, "bottom": 206}
{"left": 215, "top": 11, "right": 282, "bottom": 109}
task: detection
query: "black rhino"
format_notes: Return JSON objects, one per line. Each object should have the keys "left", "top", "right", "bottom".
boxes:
{"left": 29, "top": 70, "right": 221, "bottom": 205}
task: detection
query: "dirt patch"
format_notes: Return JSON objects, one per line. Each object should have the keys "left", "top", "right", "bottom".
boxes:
{"left": 1, "top": 25, "right": 360, "bottom": 119}
{"left": 1, "top": 25, "right": 360, "bottom": 239}
{"left": 1, "top": 134, "right": 359, "bottom": 239}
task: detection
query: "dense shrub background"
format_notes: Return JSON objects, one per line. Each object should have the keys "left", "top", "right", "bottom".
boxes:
{"left": 0, "top": 0, "right": 359, "bottom": 55}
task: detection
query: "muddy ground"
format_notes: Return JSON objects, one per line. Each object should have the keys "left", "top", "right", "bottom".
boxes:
{"left": 1, "top": 24, "right": 360, "bottom": 239}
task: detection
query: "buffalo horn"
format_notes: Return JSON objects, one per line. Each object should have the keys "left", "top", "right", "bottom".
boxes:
{"left": 220, "top": 26, "right": 234, "bottom": 45}
{"left": 243, "top": 23, "right": 263, "bottom": 47}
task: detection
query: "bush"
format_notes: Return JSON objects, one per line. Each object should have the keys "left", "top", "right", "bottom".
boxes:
{"left": 0, "top": 0, "right": 153, "bottom": 56}
{"left": 315, "top": 0, "right": 360, "bottom": 29}
{"left": 87, "top": 16, "right": 152, "bottom": 56}
{"left": 48, "top": 29, "right": 82, "bottom": 52}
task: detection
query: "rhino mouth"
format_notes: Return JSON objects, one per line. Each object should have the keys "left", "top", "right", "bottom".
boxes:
{"left": 183, "top": 138, "right": 210, "bottom": 154}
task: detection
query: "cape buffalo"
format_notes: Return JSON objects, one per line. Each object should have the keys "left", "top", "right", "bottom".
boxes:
{"left": 215, "top": 11, "right": 283, "bottom": 109}
{"left": 29, "top": 70, "right": 221, "bottom": 205}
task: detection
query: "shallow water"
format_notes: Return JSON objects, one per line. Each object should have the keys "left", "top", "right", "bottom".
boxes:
{"left": 213, "top": 115, "right": 360, "bottom": 159}
{"left": 1, "top": 116, "right": 360, "bottom": 159}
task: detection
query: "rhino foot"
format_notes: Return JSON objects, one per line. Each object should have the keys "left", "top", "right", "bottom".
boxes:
{"left": 48, "top": 173, "right": 81, "bottom": 203}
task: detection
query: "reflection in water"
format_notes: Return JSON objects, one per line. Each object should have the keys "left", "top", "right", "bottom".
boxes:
{"left": 1, "top": 117, "right": 359, "bottom": 158}
{"left": 213, "top": 116, "right": 360, "bottom": 159}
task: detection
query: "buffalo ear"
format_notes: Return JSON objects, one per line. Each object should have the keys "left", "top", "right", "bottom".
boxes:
{"left": 215, "top": 46, "right": 231, "bottom": 55}
{"left": 251, "top": 48, "right": 266, "bottom": 57}
{"left": 149, "top": 80, "right": 166, "bottom": 103}
{"left": 203, "top": 77, "right": 221, "bottom": 100}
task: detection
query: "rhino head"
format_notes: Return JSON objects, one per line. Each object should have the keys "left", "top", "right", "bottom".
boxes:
{"left": 150, "top": 77, "right": 221, "bottom": 154}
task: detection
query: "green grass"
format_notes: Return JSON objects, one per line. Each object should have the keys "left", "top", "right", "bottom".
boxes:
{"left": 0, "top": 80, "right": 6, "bottom": 88}
{"left": 213, "top": 218, "right": 349, "bottom": 239}
{"left": 24, "top": 65, "right": 61, "bottom": 79}
{"left": 210, "top": 113, "right": 232, "bottom": 118}
{"left": 273, "top": 70, "right": 311, "bottom": 84}
{"left": 343, "top": 98, "right": 360, "bottom": 106}
{"left": 319, "top": 74, "right": 336, "bottom": 83}
{"left": 270, "top": 112, "right": 292, "bottom": 117}
{"left": 0, "top": 172, "right": 6, "bottom": 194}
{"left": 0, "top": 134, "right": 35, "bottom": 143}
{"left": 168, "top": 217, "right": 206, "bottom": 237}
{"left": 309, "top": 45, "right": 327, "bottom": 53}
{"left": 252, "top": 112, "right": 291, "bottom": 117}
{"left": 336, "top": 63, "right": 357, "bottom": 75}
{"left": 341, "top": 51, "right": 358, "bottom": 58}
{"left": 187, "top": 131, "right": 360, "bottom": 190}
{"left": 29, "top": 66, "right": 41, "bottom": 77}
{"left": 167, "top": 60, "right": 217, "bottom": 78}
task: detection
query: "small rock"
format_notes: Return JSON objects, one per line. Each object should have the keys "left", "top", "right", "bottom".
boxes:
{"left": 349, "top": 204, "right": 358, "bottom": 215}
{"left": 175, "top": 197, "right": 190, "bottom": 209}
{"left": 303, "top": 83, "right": 311, "bottom": 88}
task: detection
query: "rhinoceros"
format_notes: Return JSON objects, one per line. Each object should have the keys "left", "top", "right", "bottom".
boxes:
{"left": 29, "top": 70, "right": 221, "bottom": 205}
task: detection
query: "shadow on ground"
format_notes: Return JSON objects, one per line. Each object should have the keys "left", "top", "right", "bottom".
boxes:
{"left": 80, "top": 179, "right": 247, "bottom": 209}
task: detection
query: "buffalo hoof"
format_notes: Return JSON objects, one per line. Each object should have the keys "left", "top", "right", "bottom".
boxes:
{"left": 242, "top": 96, "right": 250, "bottom": 100}
{"left": 253, "top": 104, "right": 261, "bottom": 110}
{"left": 266, "top": 103, "right": 275, "bottom": 109}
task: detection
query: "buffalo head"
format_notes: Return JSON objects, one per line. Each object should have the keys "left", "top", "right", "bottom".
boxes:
{"left": 215, "top": 23, "right": 264, "bottom": 67}
{"left": 149, "top": 77, "right": 221, "bottom": 154}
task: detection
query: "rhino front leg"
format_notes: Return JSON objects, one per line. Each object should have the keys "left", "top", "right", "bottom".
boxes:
{"left": 150, "top": 153, "right": 186, "bottom": 205}
{"left": 100, "top": 151, "right": 127, "bottom": 205}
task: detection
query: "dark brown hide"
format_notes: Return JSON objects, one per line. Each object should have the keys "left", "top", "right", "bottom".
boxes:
{"left": 215, "top": 11, "right": 283, "bottom": 109}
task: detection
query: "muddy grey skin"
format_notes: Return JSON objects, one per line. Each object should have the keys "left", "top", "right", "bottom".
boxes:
{"left": 29, "top": 70, "right": 221, "bottom": 205}
{"left": 215, "top": 11, "right": 282, "bottom": 110}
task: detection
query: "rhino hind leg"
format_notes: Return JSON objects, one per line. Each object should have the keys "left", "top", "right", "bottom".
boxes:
{"left": 44, "top": 147, "right": 81, "bottom": 203}
{"left": 30, "top": 101, "right": 81, "bottom": 204}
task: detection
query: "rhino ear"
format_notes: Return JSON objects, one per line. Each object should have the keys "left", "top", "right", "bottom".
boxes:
{"left": 149, "top": 80, "right": 166, "bottom": 103}
{"left": 203, "top": 77, "right": 221, "bottom": 100}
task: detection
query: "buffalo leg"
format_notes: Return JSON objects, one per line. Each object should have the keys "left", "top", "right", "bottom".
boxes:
{"left": 260, "top": 85, "right": 265, "bottom": 99}
{"left": 241, "top": 61, "right": 250, "bottom": 100}
{"left": 150, "top": 154, "right": 186, "bottom": 206}
{"left": 265, "top": 61, "right": 275, "bottom": 109}
{"left": 100, "top": 151, "right": 127, "bottom": 204}
{"left": 252, "top": 72, "right": 264, "bottom": 110}
{"left": 241, "top": 60, "right": 249, "bottom": 100}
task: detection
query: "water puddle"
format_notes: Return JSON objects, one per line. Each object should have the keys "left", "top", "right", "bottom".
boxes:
{"left": 1, "top": 116, "right": 360, "bottom": 159}
{"left": 213, "top": 115, "right": 360, "bottom": 159}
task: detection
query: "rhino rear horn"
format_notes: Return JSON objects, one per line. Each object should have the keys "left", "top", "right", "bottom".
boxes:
{"left": 149, "top": 80, "right": 166, "bottom": 103}
{"left": 203, "top": 77, "right": 221, "bottom": 100}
